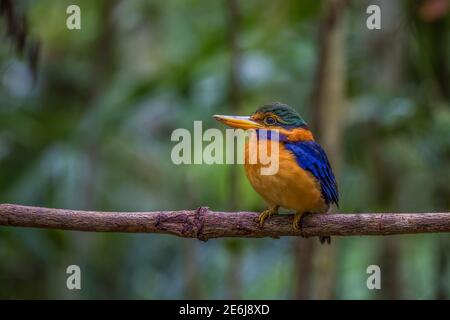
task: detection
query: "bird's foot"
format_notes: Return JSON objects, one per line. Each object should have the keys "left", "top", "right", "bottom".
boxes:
{"left": 293, "top": 212, "right": 308, "bottom": 233}
{"left": 258, "top": 206, "right": 279, "bottom": 227}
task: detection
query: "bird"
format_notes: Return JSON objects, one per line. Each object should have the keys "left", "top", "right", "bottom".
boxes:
{"left": 214, "top": 102, "right": 339, "bottom": 244}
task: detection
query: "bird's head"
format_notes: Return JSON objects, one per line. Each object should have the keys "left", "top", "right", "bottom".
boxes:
{"left": 214, "top": 102, "right": 313, "bottom": 142}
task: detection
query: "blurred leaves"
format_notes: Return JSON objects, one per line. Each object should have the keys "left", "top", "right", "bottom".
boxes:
{"left": 0, "top": 0, "right": 449, "bottom": 299}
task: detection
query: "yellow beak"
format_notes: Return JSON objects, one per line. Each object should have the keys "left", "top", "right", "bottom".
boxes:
{"left": 213, "top": 115, "right": 263, "bottom": 130}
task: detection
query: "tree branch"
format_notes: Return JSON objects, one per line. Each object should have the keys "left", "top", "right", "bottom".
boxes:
{"left": 1, "top": 204, "right": 450, "bottom": 241}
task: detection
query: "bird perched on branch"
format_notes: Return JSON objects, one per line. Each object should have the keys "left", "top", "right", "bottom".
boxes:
{"left": 214, "top": 102, "right": 339, "bottom": 244}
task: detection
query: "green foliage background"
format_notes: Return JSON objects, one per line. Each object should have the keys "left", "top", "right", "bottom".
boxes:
{"left": 0, "top": 0, "right": 449, "bottom": 299}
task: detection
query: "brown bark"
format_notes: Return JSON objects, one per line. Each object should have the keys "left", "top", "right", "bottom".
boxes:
{"left": 183, "top": 239, "right": 201, "bottom": 299}
{"left": 226, "top": 0, "right": 243, "bottom": 210}
{"left": 306, "top": 0, "right": 348, "bottom": 300}
{"left": 225, "top": 0, "right": 244, "bottom": 299}
{"left": 436, "top": 236, "right": 450, "bottom": 299}
{"left": 1, "top": 204, "right": 450, "bottom": 239}
{"left": 368, "top": 0, "right": 407, "bottom": 300}
{"left": 293, "top": 238, "right": 315, "bottom": 299}
{"left": 379, "top": 237, "right": 401, "bottom": 299}
{"left": 310, "top": 0, "right": 347, "bottom": 163}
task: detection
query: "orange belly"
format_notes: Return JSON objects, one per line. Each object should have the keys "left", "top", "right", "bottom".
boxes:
{"left": 244, "top": 139, "right": 328, "bottom": 213}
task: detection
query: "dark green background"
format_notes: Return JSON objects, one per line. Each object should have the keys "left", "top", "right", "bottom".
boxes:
{"left": 0, "top": 0, "right": 449, "bottom": 299}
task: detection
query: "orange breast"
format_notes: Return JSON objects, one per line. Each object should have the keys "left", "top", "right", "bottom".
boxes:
{"left": 244, "top": 139, "right": 328, "bottom": 213}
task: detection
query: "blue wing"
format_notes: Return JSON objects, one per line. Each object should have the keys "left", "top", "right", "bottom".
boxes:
{"left": 284, "top": 141, "right": 339, "bottom": 206}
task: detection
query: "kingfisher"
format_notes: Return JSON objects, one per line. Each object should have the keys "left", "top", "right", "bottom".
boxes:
{"left": 214, "top": 102, "right": 339, "bottom": 244}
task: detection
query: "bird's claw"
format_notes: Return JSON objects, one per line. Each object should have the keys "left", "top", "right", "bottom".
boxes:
{"left": 293, "top": 212, "right": 306, "bottom": 232}
{"left": 258, "top": 206, "right": 278, "bottom": 227}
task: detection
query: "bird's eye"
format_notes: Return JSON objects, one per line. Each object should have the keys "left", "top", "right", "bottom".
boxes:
{"left": 264, "top": 117, "right": 276, "bottom": 125}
